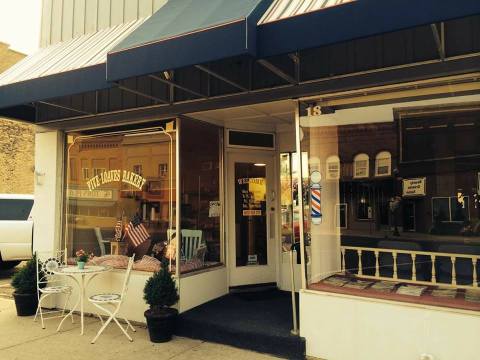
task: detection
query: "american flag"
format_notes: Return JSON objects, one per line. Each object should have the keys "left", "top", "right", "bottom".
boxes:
{"left": 125, "top": 214, "right": 150, "bottom": 247}
{"left": 114, "top": 219, "right": 123, "bottom": 242}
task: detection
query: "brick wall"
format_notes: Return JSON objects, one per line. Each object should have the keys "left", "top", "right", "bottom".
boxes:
{"left": 0, "top": 43, "right": 34, "bottom": 194}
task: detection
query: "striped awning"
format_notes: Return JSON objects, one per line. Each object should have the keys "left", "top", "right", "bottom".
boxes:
{"left": 258, "top": 0, "right": 353, "bottom": 24}
{"left": 257, "top": 0, "right": 480, "bottom": 58}
{"left": 0, "top": 18, "right": 147, "bottom": 108}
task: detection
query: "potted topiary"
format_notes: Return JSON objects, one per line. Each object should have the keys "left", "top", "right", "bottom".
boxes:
{"left": 143, "top": 259, "right": 179, "bottom": 343}
{"left": 11, "top": 254, "right": 43, "bottom": 316}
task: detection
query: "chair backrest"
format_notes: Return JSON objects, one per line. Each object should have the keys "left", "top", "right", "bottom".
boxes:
{"left": 94, "top": 227, "right": 106, "bottom": 256}
{"left": 181, "top": 229, "right": 203, "bottom": 261}
{"left": 36, "top": 250, "right": 66, "bottom": 292}
{"left": 120, "top": 255, "right": 135, "bottom": 301}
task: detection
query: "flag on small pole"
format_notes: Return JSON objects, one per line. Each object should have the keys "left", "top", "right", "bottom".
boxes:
{"left": 125, "top": 214, "right": 150, "bottom": 247}
{"left": 114, "top": 218, "right": 123, "bottom": 242}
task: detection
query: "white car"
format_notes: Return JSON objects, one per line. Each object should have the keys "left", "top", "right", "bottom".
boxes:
{"left": 0, "top": 194, "right": 33, "bottom": 269}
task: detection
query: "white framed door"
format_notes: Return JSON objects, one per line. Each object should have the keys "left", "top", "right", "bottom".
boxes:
{"left": 227, "top": 151, "right": 277, "bottom": 287}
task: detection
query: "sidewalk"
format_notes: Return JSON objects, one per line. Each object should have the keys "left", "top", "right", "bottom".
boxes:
{"left": 0, "top": 298, "right": 278, "bottom": 360}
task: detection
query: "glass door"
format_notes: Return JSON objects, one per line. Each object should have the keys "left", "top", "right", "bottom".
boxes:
{"left": 227, "top": 152, "right": 276, "bottom": 287}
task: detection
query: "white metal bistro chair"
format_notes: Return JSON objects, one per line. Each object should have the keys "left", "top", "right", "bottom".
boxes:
{"left": 88, "top": 255, "right": 136, "bottom": 344}
{"left": 34, "top": 250, "right": 73, "bottom": 329}
{"left": 180, "top": 229, "right": 205, "bottom": 262}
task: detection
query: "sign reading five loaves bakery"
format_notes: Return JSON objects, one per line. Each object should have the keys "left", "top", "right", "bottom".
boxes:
{"left": 86, "top": 170, "right": 147, "bottom": 191}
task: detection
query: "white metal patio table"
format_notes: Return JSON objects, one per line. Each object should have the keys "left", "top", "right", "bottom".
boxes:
{"left": 54, "top": 265, "right": 112, "bottom": 335}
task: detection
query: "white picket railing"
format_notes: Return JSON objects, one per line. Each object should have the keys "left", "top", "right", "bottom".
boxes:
{"left": 340, "top": 246, "right": 480, "bottom": 290}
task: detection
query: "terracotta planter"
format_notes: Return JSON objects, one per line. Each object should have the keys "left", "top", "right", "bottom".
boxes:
{"left": 144, "top": 307, "right": 178, "bottom": 343}
{"left": 12, "top": 292, "right": 38, "bottom": 316}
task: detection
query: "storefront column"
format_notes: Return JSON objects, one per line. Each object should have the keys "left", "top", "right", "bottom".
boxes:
{"left": 294, "top": 103, "right": 307, "bottom": 290}
{"left": 33, "top": 128, "right": 65, "bottom": 254}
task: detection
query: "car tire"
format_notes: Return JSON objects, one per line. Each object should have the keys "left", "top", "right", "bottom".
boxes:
{"left": 0, "top": 261, "right": 21, "bottom": 270}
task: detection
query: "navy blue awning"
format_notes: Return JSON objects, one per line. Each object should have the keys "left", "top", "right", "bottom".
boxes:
{"left": 107, "top": 0, "right": 272, "bottom": 81}
{"left": 257, "top": 0, "right": 480, "bottom": 58}
{"left": 0, "top": 64, "right": 108, "bottom": 110}
{"left": 0, "top": 19, "right": 146, "bottom": 112}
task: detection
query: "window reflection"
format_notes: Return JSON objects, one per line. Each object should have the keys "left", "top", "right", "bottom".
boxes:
{"left": 300, "top": 104, "right": 480, "bottom": 309}
{"left": 180, "top": 119, "right": 223, "bottom": 273}
{"left": 280, "top": 152, "right": 310, "bottom": 252}
{"left": 65, "top": 125, "right": 176, "bottom": 273}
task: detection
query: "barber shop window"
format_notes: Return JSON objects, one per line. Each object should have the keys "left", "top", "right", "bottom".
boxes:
{"left": 299, "top": 102, "right": 480, "bottom": 311}
{"left": 65, "top": 122, "right": 177, "bottom": 273}
{"left": 180, "top": 119, "right": 223, "bottom": 274}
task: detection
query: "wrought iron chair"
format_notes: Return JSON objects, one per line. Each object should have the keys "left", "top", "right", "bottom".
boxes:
{"left": 88, "top": 255, "right": 136, "bottom": 344}
{"left": 34, "top": 250, "right": 73, "bottom": 329}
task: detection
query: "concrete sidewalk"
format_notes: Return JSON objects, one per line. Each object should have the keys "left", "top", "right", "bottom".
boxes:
{"left": 0, "top": 298, "right": 278, "bottom": 360}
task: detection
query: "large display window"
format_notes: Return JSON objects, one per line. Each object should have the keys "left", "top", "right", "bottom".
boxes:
{"left": 297, "top": 100, "right": 480, "bottom": 311}
{"left": 65, "top": 122, "right": 177, "bottom": 273}
{"left": 64, "top": 118, "right": 225, "bottom": 275}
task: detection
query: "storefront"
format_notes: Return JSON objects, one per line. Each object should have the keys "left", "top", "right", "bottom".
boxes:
{"left": 1, "top": 0, "right": 480, "bottom": 359}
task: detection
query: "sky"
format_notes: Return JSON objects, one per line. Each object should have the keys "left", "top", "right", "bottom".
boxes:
{"left": 0, "top": 1, "right": 42, "bottom": 54}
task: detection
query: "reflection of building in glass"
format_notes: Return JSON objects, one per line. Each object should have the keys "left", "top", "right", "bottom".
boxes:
{"left": 66, "top": 132, "right": 177, "bottom": 257}
{"left": 304, "top": 122, "right": 397, "bottom": 234}
{"left": 302, "top": 108, "right": 480, "bottom": 241}
{"left": 398, "top": 109, "right": 479, "bottom": 235}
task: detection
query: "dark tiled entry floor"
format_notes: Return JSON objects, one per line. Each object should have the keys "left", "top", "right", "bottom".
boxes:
{"left": 175, "top": 289, "right": 305, "bottom": 359}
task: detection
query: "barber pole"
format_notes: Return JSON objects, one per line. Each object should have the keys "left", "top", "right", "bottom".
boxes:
{"left": 311, "top": 183, "right": 322, "bottom": 224}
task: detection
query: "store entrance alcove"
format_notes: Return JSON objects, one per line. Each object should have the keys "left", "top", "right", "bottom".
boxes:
{"left": 175, "top": 288, "right": 305, "bottom": 360}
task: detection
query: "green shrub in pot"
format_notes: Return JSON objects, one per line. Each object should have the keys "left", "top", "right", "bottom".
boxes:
{"left": 11, "top": 254, "right": 44, "bottom": 316}
{"left": 143, "top": 259, "right": 179, "bottom": 342}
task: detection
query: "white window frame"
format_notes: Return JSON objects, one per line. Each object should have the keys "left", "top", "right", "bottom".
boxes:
{"left": 353, "top": 153, "right": 369, "bottom": 179}
{"left": 226, "top": 129, "right": 276, "bottom": 150}
{"left": 158, "top": 163, "right": 168, "bottom": 178}
{"left": 326, "top": 155, "right": 341, "bottom": 180}
{"left": 375, "top": 151, "right": 392, "bottom": 177}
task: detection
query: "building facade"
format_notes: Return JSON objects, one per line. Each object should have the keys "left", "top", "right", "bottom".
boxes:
{"left": 0, "top": 42, "right": 34, "bottom": 194}
{"left": 0, "top": 1, "right": 480, "bottom": 359}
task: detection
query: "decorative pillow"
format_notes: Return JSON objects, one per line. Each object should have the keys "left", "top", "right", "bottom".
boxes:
{"left": 90, "top": 255, "right": 130, "bottom": 269}
{"left": 133, "top": 255, "right": 161, "bottom": 272}
{"left": 180, "top": 258, "right": 203, "bottom": 273}
{"left": 193, "top": 246, "right": 207, "bottom": 263}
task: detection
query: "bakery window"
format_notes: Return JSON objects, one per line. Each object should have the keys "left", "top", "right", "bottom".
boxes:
{"left": 64, "top": 123, "right": 177, "bottom": 274}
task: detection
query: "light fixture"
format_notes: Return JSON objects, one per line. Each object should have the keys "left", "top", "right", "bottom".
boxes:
{"left": 254, "top": 163, "right": 266, "bottom": 167}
